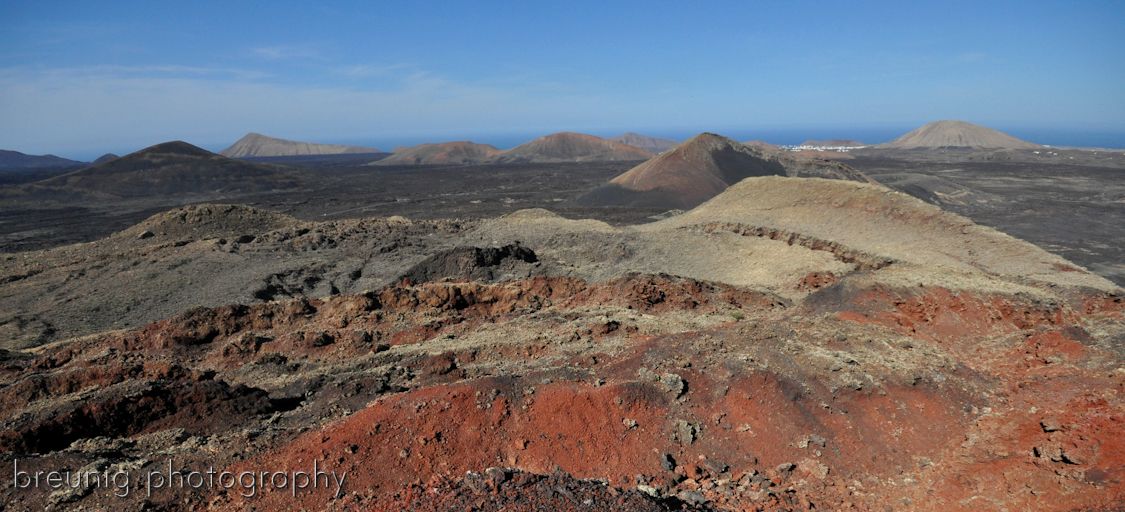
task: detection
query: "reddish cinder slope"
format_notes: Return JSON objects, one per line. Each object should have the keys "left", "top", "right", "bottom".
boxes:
{"left": 3, "top": 260, "right": 1122, "bottom": 511}
{"left": 224, "top": 281, "right": 1125, "bottom": 512}
{"left": 577, "top": 133, "right": 871, "bottom": 209}
{"left": 610, "top": 133, "right": 784, "bottom": 207}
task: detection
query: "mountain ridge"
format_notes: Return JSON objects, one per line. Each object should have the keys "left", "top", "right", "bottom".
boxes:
{"left": 16, "top": 141, "right": 303, "bottom": 199}
{"left": 0, "top": 149, "right": 85, "bottom": 170}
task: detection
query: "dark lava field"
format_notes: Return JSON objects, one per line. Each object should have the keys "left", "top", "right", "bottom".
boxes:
{"left": 3, "top": 150, "right": 1123, "bottom": 286}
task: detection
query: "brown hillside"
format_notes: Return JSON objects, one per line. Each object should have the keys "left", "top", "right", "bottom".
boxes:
{"left": 491, "top": 132, "right": 653, "bottom": 163}
{"left": 577, "top": 133, "right": 873, "bottom": 209}
{"left": 371, "top": 141, "right": 503, "bottom": 166}
{"left": 664, "top": 176, "right": 1106, "bottom": 289}
{"left": 219, "top": 133, "right": 381, "bottom": 157}
{"left": 90, "top": 153, "right": 119, "bottom": 165}
{"left": 610, "top": 132, "right": 679, "bottom": 153}
{"left": 26, "top": 141, "right": 303, "bottom": 198}
{"left": 878, "top": 120, "right": 1041, "bottom": 149}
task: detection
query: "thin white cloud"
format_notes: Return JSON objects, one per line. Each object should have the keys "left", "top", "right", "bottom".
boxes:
{"left": 3, "top": 58, "right": 1116, "bottom": 158}
{"left": 337, "top": 63, "right": 413, "bottom": 78}
{"left": 252, "top": 45, "right": 325, "bottom": 61}
{"left": 0, "top": 64, "right": 640, "bottom": 156}
{"left": 6, "top": 64, "right": 272, "bottom": 83}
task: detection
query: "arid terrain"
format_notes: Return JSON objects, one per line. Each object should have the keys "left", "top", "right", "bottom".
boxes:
{"left": 847, "top": 146, "right": 1125, "bottom": 287}
{"left": 1, "top": 128, "right": 1123, "bottom": 511}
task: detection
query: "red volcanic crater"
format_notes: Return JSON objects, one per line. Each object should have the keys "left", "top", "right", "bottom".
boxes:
{"left": 577, "top": 133, "right": 871, "bottom": 209}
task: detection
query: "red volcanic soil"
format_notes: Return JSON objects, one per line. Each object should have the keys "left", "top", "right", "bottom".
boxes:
{"left": 233, "top": 347, "right": 973, "bottom": 511}
{"left": 210, "top": 278, "right": 1125, "bottom": 511}
{"left": 2, "top": 241, "right": 1123, "bottom": 511}
{"left": 232, "top": 280, "right": 1123, "bottom": 512}
{"left": 339, "top": 469, "right": 681, "bottom": 511}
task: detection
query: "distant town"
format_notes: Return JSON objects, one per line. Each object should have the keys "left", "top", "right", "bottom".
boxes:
{"left": 785, "top": 143, "right": 868, "bottom": 152}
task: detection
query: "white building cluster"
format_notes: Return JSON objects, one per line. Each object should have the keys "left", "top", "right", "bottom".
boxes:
{"left": 782, "top": 143, "right": 868, "bottom": 153}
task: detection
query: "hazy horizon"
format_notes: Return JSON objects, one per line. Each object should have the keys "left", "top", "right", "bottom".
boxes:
{"left": 3, "top": 1, "right": 1123, "bottom": 160}
{"left": 15, "top": 123, "right": 1124, "bottom": 163}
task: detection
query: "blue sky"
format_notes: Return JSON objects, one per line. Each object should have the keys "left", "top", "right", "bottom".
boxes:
{"left": 2, "top": 1, "right": 1123, "bottom": 159}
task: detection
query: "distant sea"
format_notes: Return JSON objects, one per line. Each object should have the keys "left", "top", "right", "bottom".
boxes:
{"left": 994, "top": 127, "right": 1125, "bottom": 149}
{"left": 43, "top": 125, "right": 1125, "bottom": 162}
{"left": 342, "top": 126, "right": 1125, "bottom": 152}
